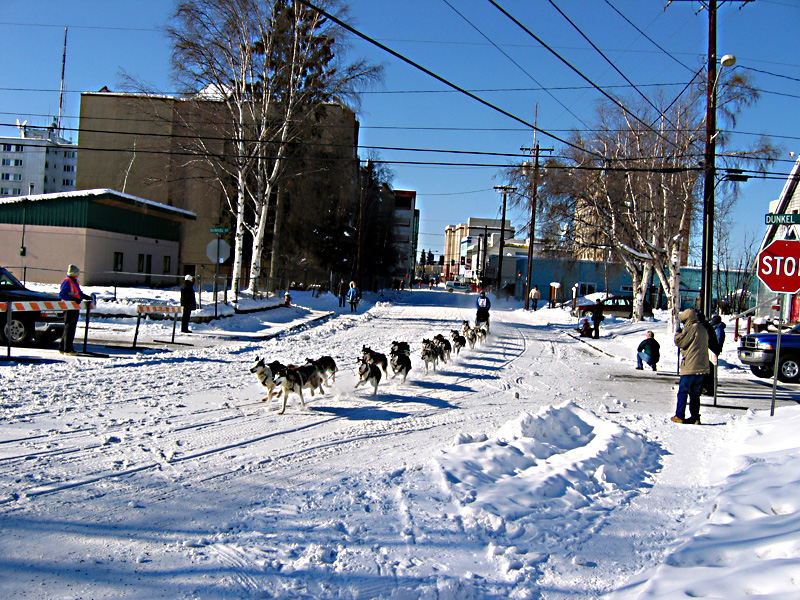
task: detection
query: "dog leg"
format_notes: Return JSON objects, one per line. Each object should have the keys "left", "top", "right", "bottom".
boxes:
{"left": 278, "top": 391, "right": 288, "bottom": 415}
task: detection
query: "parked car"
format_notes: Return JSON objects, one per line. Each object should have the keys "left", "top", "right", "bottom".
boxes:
{"left": 0, "top": 266, "right": 65, "bottom": 345}
{"left": 738, "top": 324, "right": 800, "bottom": 383}
{"left": 445, "top": 280, "right": 477, "bottom": 293}
{"left": 570, "top": 295, "right": 653, "bottom": 319}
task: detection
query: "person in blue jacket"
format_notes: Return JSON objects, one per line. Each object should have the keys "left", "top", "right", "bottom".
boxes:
{"left": 346, "top": 281, "right": 361, "bottom": 313}
{"left": 476, "top": 290, "right": 491, "bottom": 330}
{"left": 59, "top": 264, "right": 91, "bottom": 355}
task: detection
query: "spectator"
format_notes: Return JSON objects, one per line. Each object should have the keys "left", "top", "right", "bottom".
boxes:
{"left": 336, "top": 278, "right": 347, "bottom": 308}
{"left": 635, "top": 331, "right": 660, "bottom": 371}
{"left": 529, "top": 285, "right": 541, "bottom": 311}
{"left": 347, "top": 281, "right": 360, "bottom": 313}
{"left": 710, "top": 315, "right": 726, "bottom": 349}
{"left": 180, "top": 274, "right": 197, "bottom": 333}
{"left": 672, "top": 309, "right": 709, "bottom": 425}
{"left": 591, "top": 299, "right": 604, "bottom": 339}
{"left": 58, "top": 264, "right": 91, "bottom": 355}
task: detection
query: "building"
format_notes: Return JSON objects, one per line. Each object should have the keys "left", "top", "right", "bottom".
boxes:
{"left": 0, "top": 122, "right": 77, "bottom": 198}
{"left": 443, "top": 218, "right": 515, "bottom": 281}
{"left": 76, "top": 89, "right": 361, "bottom": 282}
{"left": 391, "top": 189, "right": 418, "bottom": 277}
{"left": 0, "top": 189, "right": 195, "bottom": 285}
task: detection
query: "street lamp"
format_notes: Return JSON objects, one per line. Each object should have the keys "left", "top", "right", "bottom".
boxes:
{"left": 700, "top": 45, "right": 736, "bottom": 315}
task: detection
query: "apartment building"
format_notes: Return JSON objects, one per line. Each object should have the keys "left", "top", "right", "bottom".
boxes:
{"left": 0, "top": 122, "right": 77, "bottom": 198}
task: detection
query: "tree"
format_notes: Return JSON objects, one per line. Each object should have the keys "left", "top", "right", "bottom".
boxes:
{"left": 167, "top": 0, "right": 381, "bottom": 295}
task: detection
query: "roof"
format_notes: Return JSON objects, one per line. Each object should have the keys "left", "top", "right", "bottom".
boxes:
{"left": 0, "top": 188, "right": 196, "bottom": 220}
{"left": 760, "top": 155, "right": 800, "bottom": 251}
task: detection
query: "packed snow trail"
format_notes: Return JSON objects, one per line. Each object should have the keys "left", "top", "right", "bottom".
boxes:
{"left": 0, "top": 290, "right": 734, "bottom": 599}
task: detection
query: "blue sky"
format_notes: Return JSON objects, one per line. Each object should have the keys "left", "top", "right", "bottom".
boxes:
{"left": 2, "top": 0, "right": 798, "bottom": 260}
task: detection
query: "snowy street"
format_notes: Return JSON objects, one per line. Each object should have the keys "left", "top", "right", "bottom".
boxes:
{"left": 1, "top": 289, "right": 799, "bottom": 599}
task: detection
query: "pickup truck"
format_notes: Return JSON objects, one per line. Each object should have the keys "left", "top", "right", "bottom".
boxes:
{"left": 0, "top": 266, "right": 66, "bottom": 345}
{"left": 737, "top": 324, "right": 800, "bottom": 383}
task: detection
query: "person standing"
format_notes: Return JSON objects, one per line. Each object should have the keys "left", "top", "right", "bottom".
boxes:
{"left": 710, "top": 314, "right": 726, "bottom": 350}
{"left": 336, "top": 278, "right": 347, "bottom": 308}
{"left": 180, "top": 274, "right": 197, "bottom": 333}
{"left": 59, "top": 264, "right": 91, "bottom": 355}
{"left": 347, "top": 281, "right": 360, "bottom": 313}
{"left": 672, "top": 308, "right": 710, "bottom": 425}
{"left": 591, "top": 299, "right": 604, "bottom": 339}
{"left": 635, "top": 331, "right": 660, "bottom": 371}
{"left": 529, "top": 285, "right": 541, "bottom": 311}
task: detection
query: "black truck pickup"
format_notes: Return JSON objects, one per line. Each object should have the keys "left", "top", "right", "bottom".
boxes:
{"left": 738, "top": 324, "right": 800, "bottom": 383}
{"left": 0, "top": 266, "right": 66, "bottom": 345}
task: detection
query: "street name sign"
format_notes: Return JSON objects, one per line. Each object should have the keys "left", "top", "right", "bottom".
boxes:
{"left": 757, "top": 239, "right": 800, "bottom": 294}
{"left": 765, "top": 213, "right": 800, "bottom": 225}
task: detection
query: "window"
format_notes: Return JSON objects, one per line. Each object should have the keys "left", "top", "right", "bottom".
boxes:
{"left": 63, "top": 165, "right": 75, "bottom": 172}
{"left": 1, "top": 144, "right": 10, "bottom": 152}
{"left": 137, "top": 254, "right": 145, "bottom": 273}
{"left": 64, "top": 150, "right": 76, "bottom": 158}
{"left": 1, "top": 174, "right": 9, "bottom": 180}
{"left": 577, "top": 282, "right": 596, "bottom": 296}
{"left": 62, "top": 179, "right": 74, "bottom": 186}
{"left": 113, "top": 252, "right": 123, "bottom": 272}
{"left": 0, "top": 159, "right": 20, "bottom": 167}
{"left": 0, "top": 188, "right": 8, "bottom": 195}
{"left": 163, "top": 256, "right": 171, "bottom": 274}
{"left": 11, "top": 188, "right": 21, "bottom": 195}
{"left": 0, "top": 173, "right": 19, "bottom": 181}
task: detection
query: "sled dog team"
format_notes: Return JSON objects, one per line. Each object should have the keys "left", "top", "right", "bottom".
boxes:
{"left": 251, "top": 318, "right": 490, "bottom": 414}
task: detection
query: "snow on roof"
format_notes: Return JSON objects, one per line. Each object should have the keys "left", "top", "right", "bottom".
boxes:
{"left": 0, "top": 188, "right": 196, "bottom": 219}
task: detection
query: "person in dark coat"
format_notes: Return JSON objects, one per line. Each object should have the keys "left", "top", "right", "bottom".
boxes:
{"left": 59, "top": 264, "right": 92, "bottom": 355}
{"left": 476, "top": 291, "right": 491, "bottom": 328}
{"left": 710, "top": 315, "right": 726, "bottom": 349}
{"left": 180, "top": 274, "right": 197, "bottom": 333}
{"left": 673, "top": 309, "right": 709, "bottom": 424}
{"left": 696, "top": 310, "right": 721, "bottom": 396}
{"left": 591, "top": 299, "right": 604, "bottom": 339}
{"left": 635, "top": 331, "right": 660, "bottom": 371}
{"left": 336, "top": 278, "right": 347, "bottom": 307}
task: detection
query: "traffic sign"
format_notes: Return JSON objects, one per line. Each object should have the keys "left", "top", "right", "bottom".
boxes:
{"left": 765, "top": 214, "right": 800, "bottom": 226}
{"left": 210, "top": 226, "right": 230, "bottom": 234}
{"left": 757, "top": 239, "right": 800, "bottom": 293}
{"left": 206, "top": 238, "right": 231, "bottom": 264}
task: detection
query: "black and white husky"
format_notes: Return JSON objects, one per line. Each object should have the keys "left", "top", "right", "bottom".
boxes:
{"left": 355, "top": 357, "right": 382, "bottom": 395}
{"left": 305, "top": 355, "right": 337, "bottom": 386}
{"left": 421, "top": 339, "right": 439, "bottom": 374}
{"left": 250, "top": 356, "right": 285, "bottom": 402}
{"left": 433, "top": 334, "right": 452, "bottom": 363}
{"left": 390, "top": 352, "right": 412, "bottom": 382}
{"left": 362, "top": 345, "right": 389, "bottom": 378}
{"left": 450, "top": 330, "right": 466, "bottom": 355}
{"left": 273, "top": 363, "right": 324, "bottom": 415}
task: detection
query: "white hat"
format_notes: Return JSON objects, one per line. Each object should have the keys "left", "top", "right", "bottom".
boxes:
{"left": 67, "top": 264, "right": 80, "bottom": 277}
{"left": 185, "top": 274, "right": 194, "bottom": 281}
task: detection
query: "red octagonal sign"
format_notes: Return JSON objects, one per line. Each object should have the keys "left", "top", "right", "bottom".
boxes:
{"left": 758, "top": 239, "right": 800, "bottom": 293}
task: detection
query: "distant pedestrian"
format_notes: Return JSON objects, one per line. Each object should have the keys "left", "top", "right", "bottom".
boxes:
{"left": 672, "top": 309, "right": 709, "bottom": 425}
{"left": 347, "top": 281, "right": 360, "bottom": 313}
{"left": 591, "top": 299, "right": 604, "bottom": 339}
{"left": 529, "top": 285, "right": 541, "bottom": 311}
{"left": 336, "top": 278, "right": 347, "bottom": 307}
{"left": 180, "top": 274, "right": 197, "bottom": 333}
{"left": 59, "top": 264, "right": 91, "bottom": 355}
{"left": 635, "top": 331, "right": 660, "bottom": 371}
{"left": 710, "top": 315, "right": 726, "bottom": 349}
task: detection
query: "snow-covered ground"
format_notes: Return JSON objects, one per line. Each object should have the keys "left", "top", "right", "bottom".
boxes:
{"left": 1, "top": 286, "right": 799, "bottom": 599}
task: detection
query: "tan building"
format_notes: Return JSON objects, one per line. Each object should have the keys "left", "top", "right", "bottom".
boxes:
{"left": 76, "top": 90, "right": 360, "bottom": 281}
{"left": 443, "top": 218, "right": 515, "bottom": 280}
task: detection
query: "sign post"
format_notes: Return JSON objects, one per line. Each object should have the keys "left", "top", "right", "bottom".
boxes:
{"left": 756, "top": 239, "right": 800, "bottom": 416}
{"left": 207, "top": 229, "right": 231, "bottom": 319}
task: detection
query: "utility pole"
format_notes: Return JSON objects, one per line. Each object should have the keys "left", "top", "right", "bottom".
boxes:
{"left": 493, "top": 185, "right": 516, "bottom": 293}
{"left": 520, "top": 139, "right": 553, "bottom": 309}
{"left": 700, "top": 0, "right": 717, "bottom": 316}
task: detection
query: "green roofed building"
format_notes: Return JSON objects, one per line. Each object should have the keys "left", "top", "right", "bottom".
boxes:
{"left": 0, "top": 188, "right": 196, "bottom": 285}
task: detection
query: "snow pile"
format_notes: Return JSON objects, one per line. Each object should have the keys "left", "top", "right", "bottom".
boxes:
{"left": 612, "top": 406, "right": 800, "bottom": 599}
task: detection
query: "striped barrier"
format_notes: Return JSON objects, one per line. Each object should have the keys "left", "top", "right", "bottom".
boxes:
{"left": 0, "top": 300, "right": 88, "bottom": 312}
{"left": 132, "top": 304, "right": 185, "bottom": 348}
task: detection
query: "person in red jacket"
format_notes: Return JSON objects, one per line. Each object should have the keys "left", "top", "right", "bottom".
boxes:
{"left": 58, "top": 264, "right": 91, "bottom": 355}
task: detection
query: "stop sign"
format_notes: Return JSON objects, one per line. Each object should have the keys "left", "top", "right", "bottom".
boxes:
{"left": 757, "top": 239, "right": 800, "bottom": 293}
{"left": 206, "top": 238, "right": 231, "bottom": 264}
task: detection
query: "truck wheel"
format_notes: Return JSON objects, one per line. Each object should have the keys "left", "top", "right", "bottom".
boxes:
{"left": 1, "top": 317, "right": 33, "bottom": 345}
{"left": 750, "top": 365, "right": 774, "bottom": 379}
{"left": 777, "top": 355, "right": 800, "bottom": 384}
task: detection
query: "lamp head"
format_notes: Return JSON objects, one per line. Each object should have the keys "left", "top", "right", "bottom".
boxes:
{"left": 720, "top": 54, "right": 736, "bottom": 67}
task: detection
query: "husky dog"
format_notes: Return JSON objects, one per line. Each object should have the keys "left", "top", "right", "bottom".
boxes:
{"left": 464, "top": 326, "right": 477, "bottom": 349}
{"left": 421, "top": 339, "right": 439, "bottom": 374}
{"left": 390, "top": 352, "right": 412, "bottom": 382}
{"left": 306, "top": 355, "right": 337, "bottom": 386}
{"left": 433, "top": 334, "right": 452, "bottom": 363}
{"left": 474, "top": 325, "right": 487, "bottom": 345}
{"left": 355, "top": 357, "right": 382, "bottom": 395}
{"left": 250, "top": 356, "right": 285, "bottom": 402}
{"left": 362, "top": 345, "right": 389, "bottom": 378}
{"left": 273, "top": 363, "right": 324, "bottom": 415}
{"left": 390, "top": 340, "right": 411, "bottom": 357}
{"left": 450, "top": 330, "right": 466, "bottom": 355}
{"left": 462, "top": 320, "right": 472, "bottom": 336}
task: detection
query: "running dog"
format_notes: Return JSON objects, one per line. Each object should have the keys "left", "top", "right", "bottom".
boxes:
{"left": 250, "top": 356, "right": 285, "bottom": 402}
{"left": 421, "top": 339, "right": 439, "bottom": 374}
{"left": 450, "top": 330, "right": 466, "bottom": 355}
{"left": 433, "top": 334, "right": 451, "bottom": 363}
{"left": 355, "top": 357, "right": 382, "bottom": 395}
{"left": 273, "top": 363, "right": 325, "bottom": 415}
{"left": 362, "top": 345, "right": 389, "bottom": 378}
{"left": 306, "top": 355, "right": 337, "bottom": 386}
{"left": 464, "top": 326, "right": 477, "bottom": 349}
{"left": 474, "top": 325, "right": 487, "bottom": 345}
{"left": 390, "top": 352, "right": 412, "bottom": 382}
{"left": 390, "top": 340, "right": 411, "bottom": 357}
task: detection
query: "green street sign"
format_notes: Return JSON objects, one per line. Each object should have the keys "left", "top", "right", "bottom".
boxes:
{"left": 765, "top": 214, "right": 800, "bottom": 226}
{"left": 210, "top": 227, "right": 230, "bottom": 234}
